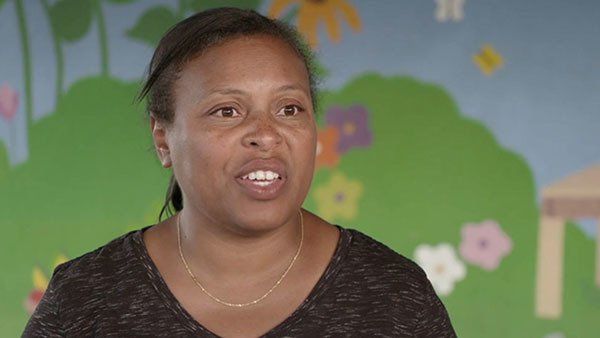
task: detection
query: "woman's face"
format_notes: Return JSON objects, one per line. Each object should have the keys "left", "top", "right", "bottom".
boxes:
{"left": 154, "top": 35, "right": 317, "bottom": 232}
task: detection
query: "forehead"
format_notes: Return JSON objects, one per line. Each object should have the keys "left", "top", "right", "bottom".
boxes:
{"left": 176, "top": 35, "right": 310, "bottom": 94}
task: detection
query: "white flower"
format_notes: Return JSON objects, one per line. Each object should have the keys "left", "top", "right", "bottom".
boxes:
{"left": 414, "top": 243, "right": 466, "bottom": 296}
{"left": 435, "top": 0, "right": 466, "bottom": 22}
{"left": 543, "top": 332, "right": 566, "bottom": 338}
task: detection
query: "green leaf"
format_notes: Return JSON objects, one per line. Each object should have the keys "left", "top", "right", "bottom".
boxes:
{"left": 127, "top": 6, "right": 179, "bottom": 47}
{"left": 105, "top": 0, "right": 138, "bottom": 3}
{"left": 0, "top": 0, "right": 5, "bottom": 11}
{"left": 49, "top": 0, "right": 93, "bottom": 42}
{"left": 189, "top": 0, "right": 261, "bottom": 12}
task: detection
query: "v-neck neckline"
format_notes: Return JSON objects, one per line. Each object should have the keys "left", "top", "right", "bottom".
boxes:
{"left": 131, "top": 224, "right": 352, "bottom": 337}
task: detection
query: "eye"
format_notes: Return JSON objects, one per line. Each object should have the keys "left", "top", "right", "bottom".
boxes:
{"left": 277, "top": 105, "right": 304, "bottom": 117}
{"left": 211, "top": 106, "right": 240, "bottom": 118}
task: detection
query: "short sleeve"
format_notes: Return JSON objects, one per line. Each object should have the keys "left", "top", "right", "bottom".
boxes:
{"left": 22, "top": 263, "right": 70, "bottom": 338}
{"left": 414, "top": 274, "right": 458, "bottom": 338}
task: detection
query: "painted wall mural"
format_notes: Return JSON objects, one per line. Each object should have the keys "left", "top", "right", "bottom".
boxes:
{"left": 1, "top": 0, "right": 598, "bottom": 337}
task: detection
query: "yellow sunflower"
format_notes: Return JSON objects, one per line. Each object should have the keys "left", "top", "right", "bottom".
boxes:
{"left": 268, "top": 0, "right": 362, "bottom": 48}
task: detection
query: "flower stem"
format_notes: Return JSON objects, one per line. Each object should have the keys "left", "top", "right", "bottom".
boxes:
{"left": 15, "top": 0, "right": 33, "bottom": 128}
{"left": 94, "top": 0, "right": 109, "bottom": 76}
{"left": 40, "top": 0, "right": 63, "bottom": 101}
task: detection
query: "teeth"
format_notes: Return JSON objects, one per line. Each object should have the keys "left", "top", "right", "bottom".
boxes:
{"left": 253, "top": 181, "right": 274, "bottom": 187}
{"left": 242, "top": 170, "right": 280, "bottom": 181}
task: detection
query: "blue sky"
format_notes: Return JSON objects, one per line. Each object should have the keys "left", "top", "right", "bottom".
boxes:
{"left": 1, "top": 0, "right": 598, "bottom": 233}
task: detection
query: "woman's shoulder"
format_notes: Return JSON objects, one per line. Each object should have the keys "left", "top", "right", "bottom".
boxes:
{"left": 328, "top": 227, "right": 457, "bottom": 336}
{"left": 23, "top": 227, "right": 153, "bottom": 336}
{"left": 50, "top": 227, "right": 147, "bottom": 290}
{"left": 342, "top": 227, "right": 427, "bottom": 278}
{"left": 336, "top": 227, "right": 435, "bottom": 299}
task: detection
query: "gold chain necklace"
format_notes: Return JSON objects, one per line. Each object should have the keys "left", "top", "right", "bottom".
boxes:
{"left": 177, "top": 210, "right": 304, "bottom": 307}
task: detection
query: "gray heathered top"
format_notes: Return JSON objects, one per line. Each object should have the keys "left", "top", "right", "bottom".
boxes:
{"left": 23, "top": 225, "right": 457, "bottom": 337}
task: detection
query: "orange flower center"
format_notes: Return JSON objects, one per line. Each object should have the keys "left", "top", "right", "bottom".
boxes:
{"left": 343, "top": 122, "right": 356, "bottom": 135}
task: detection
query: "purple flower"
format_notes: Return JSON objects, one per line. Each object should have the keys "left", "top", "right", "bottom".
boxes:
{"left": 459, "top": 220, "right": 512, "bottom": 271}
{"left": 325, "top": 104, "right": 373, "bottom": 154}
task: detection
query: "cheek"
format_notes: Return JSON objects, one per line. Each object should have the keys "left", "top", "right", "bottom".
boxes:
{"left": 301, "top": 123, "right": 318, "bottom": 156}
{"left": 173, "top": 132, "right": 231, "bottom": 184}
{"left": 290, "top": 127, "right": 317, "bottom": 173}
{"left": 197, "top": 138, "right": 231, "bottom": 174}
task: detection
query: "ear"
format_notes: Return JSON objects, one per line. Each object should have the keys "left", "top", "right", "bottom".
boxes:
{"left": 150, "top": 115, "right": 172, "bottom": 168}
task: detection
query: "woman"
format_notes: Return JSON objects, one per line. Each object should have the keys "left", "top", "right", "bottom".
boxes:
{"left": 24, "top": 8, "right": 456, "bottom": 337}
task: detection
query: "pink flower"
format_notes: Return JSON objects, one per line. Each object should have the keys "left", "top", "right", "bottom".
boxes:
{"left": 459, "top": 220, "right": 512, "bottom": 271}
{"left": 0, "top": 83, "right": 19, "bottom": 121}
{"left": 23, "top": 289, "right": 44, "bottom": 315}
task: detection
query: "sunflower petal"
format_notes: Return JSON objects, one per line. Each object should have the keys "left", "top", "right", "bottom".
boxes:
{"left": 335, "top": 0, "right": 362, "bottom": 32}
{"left": 297, "top": 4, "right": 320, "bottom": 48}
{"left": 322, "top": 2, "right": 341, "bottom": 43}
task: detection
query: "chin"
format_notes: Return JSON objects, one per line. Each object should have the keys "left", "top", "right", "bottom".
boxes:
{"left": 233, "top": 203, "right": 298, "bottom": 233}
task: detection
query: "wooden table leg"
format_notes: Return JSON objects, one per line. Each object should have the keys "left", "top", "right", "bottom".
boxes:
{"left": 535, "top": 215, "right": 565, "bottom": 319}
{"left": 597, "top": 218, "right": 600, "bottom": 287}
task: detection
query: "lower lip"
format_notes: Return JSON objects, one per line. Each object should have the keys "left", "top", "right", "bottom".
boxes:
{"left": 235, "top": 177, "right": 286, "bottom": 200}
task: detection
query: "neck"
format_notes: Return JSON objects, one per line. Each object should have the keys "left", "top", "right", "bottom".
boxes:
{"left": 176, "top": 208, "right": 303, "bottom": 283}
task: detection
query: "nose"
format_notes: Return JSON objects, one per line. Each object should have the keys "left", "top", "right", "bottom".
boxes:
{"left": 241, "top": 114, "right": 283, "bottom": 152}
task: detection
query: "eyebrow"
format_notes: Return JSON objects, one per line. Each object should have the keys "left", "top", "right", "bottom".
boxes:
{"left": 210, "top": 88, "right": 246, "bottom": 96}
{"left": 208, "top": 84, "right": 307, "bottom": 96}
{"left": 275, "top": 84, "right": 306, "bottom": 92}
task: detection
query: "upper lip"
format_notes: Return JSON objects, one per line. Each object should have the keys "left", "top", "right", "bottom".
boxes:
{"left": 236, "top": 158, "right": 287, "bottom": 179}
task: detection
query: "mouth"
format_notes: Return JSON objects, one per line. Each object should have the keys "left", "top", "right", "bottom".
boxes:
{"left": 240, "top": 169, "right": 282, "bottom": 185}
{"left": 235, "top": 160, "right": 287, "bottom": 200}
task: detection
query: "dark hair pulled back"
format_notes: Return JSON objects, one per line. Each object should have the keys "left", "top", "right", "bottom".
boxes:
{"left": 137, "top": 7, "right": 318, "bottom": 221}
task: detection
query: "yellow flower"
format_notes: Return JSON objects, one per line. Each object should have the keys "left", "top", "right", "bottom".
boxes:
{"left": 473, "top": 44, "right": 504, "bottom": 76}
{"left": 25, "top": 254, "right": 69, "bottom": 315}
{"left": 268, "top": 0, "right": 362, "bottom": 48}
{"left": 53, "top": 253, "right": 68, "bottom": 268}
{"left": 32, "top": 253, "right": 69, "bottom": 291}
{"left": 32, "top": 266, "right": 49, "bottom": 291}
{"left": 314, "top": 171, "right": 363, "bottom": 221}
